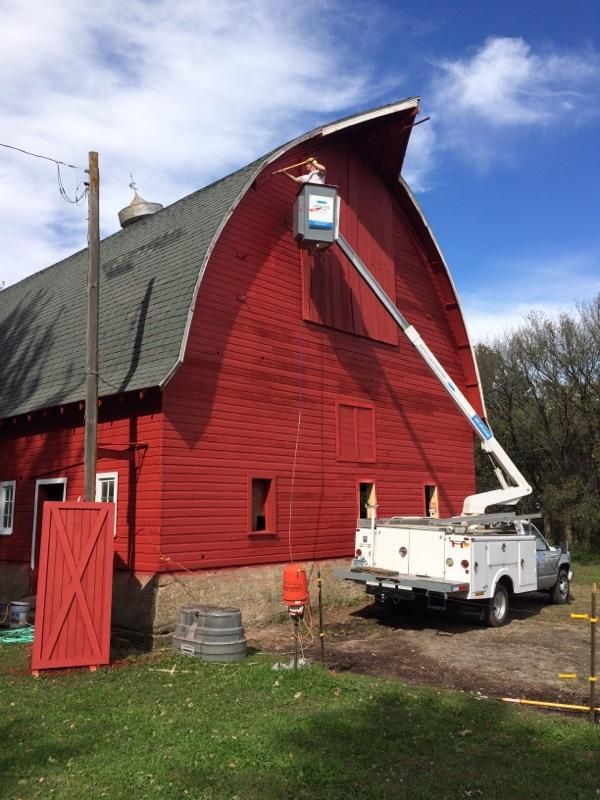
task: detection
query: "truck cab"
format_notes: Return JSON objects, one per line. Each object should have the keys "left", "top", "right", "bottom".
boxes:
{"left": 527, "top": 523, "right": 571, "bottom": 601}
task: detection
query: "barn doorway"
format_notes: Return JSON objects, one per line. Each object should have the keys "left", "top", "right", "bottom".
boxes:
{"left": 31, "top": 478, "right": 67, "bottom": 572}
{"left": 424, "top": 484, "right": 439, "bottom": 518}
{"left": 358, "top": 482, "right": 377, "bottom": 520}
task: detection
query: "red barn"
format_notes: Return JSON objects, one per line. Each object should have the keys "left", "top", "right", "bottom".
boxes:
{"left": 0, "top": 99, "right": 485, "bottom": 633}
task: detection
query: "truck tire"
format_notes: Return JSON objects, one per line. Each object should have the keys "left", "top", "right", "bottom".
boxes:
{"left": 550, "top": 570, "right": 570, "bottom": 604}
{"left": 485, "top": 583, "right": 509, "bottom": 628}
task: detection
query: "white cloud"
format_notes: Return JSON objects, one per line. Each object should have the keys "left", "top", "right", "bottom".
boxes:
{"left": 402, "top": 121, "right": 437, "bottom": 191}
{"left": 1, "top": 0, "right": 375, "bottom": 287}
{"left": 406, "top": 36, "right": 599, "bottom": 185}
{"left": 459, "top": 249, "right": 600, "bottom": 342}
{"left": 434, "top": 37, "right": 597, "bottom": 126}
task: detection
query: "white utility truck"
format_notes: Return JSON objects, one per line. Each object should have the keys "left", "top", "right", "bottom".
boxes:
{"left": 337, "top": 513, "right": 571, "bottom": 626}
{"left": 293, "top": 183, "right": 572, "bottom": 625}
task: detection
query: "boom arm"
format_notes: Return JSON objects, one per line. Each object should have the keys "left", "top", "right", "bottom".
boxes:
{"left": 336, "top": 233, "right": 531, "bottom": 515}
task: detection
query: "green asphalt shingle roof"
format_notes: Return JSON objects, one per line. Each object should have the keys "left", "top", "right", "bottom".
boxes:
{"left": 0, "top": 98, "right": 423, "bottom": 421}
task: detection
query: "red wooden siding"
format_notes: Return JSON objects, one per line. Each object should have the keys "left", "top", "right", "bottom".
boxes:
{"left": 32, "top": 502, "right": 114, "bottom": 671}
{"left": 161, "top": 141, "right": 477, "bottom": 570}
{"left": 0, "top": 391, "right": 163, "bottom": 573}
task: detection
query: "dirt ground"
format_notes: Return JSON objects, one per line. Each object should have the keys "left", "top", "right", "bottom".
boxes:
{"left": 246, "top": 587, "right": 593, "bottom": 705}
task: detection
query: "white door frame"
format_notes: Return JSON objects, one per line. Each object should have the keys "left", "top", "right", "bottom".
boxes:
{"left": 31, "top": 478, "right": 67, "bottom": 569}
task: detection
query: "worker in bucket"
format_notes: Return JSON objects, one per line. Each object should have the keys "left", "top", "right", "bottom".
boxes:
{"left": 282, "top": 157, "right": 326, "bottom": 185}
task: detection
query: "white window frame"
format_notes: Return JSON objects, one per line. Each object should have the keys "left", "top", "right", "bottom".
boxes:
{"left": 95, "top": 472, "right": 118, "bottom": 538}
{"left": 0, "top": 480, "right": 16, "bottom": 535}
{"left": 31, "top": 478, "right": 67, "bottom": 568}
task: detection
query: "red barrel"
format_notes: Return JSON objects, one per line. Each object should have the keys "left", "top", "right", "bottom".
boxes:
{"left": 282, "top": 564, "right": 309, "bottom": 606}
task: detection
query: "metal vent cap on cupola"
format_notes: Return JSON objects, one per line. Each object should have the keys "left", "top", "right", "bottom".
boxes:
{"left": 118, "top": 176, "right": 163, "bottom": 228}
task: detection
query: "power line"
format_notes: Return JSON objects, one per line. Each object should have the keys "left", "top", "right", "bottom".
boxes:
{"left": 0, "top": 141, "right": 88, "bottom": 204}
{"left": 0, "top": 141, "right": 80, "bottom": 169}
{"left": 56, "top": 163, "right": 88, "bottom": 205}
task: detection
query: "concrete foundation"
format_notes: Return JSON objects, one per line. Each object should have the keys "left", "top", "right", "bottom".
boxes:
{"left": 1, "top": 558, "right": 364, "bottom": 644}
{"left": 112, "top": 560, "right": 364, "bottom": 643}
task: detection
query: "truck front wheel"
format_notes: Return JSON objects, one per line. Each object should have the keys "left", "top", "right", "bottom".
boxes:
{"left": 485, "top": 583, "right": 509, "bottom": 628}
{"left": 550, "top": 571, "right": 570, "bottom": 604}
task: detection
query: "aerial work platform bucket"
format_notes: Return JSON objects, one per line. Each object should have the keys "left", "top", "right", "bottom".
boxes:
{"left": 293, "top": 183, "right": 339, "bottom": 248}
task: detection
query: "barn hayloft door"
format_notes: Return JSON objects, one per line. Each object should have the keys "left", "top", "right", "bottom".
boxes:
{"left": 31, "top": 502, "right": 114, "bottom": 672}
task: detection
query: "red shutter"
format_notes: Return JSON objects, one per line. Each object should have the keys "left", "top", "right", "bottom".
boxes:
{"left": 349, "top": 156, "right": 397, "bottom": 344}
{"left": 336, "top": 399, "right": 376, "bottom": 462}
{"left": 302, "top": 247, "right": 355, "bottom": 333}
{"left": 337, "top": 403, "right": 357, "bottom": 459}
{"left": 302, "top": 154, "right": 397, "bottom": 345}
{"left": 356, "top": 406, "right": 375, "bottom": 461}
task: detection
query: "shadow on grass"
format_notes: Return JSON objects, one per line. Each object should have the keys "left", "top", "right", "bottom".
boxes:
{"left": 0, "top": 715, "right": 83, "bottom": 795}
{"left": 171, "top": 675, "right": 600, "bottom": 800}
{"left": 109, "top": 636, "right": 155, "bottom": 663}
{"left": 1, "top": 650, "right": 598, "bottom": 800}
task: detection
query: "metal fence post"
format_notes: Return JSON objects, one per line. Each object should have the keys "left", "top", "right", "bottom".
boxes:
{"left": 591, "top": 583, "right": 597, "bottom": 724}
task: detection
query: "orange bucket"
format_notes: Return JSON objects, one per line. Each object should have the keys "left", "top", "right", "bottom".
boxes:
{"left": 282, "top": 564, "right": 309, "bottom": 606}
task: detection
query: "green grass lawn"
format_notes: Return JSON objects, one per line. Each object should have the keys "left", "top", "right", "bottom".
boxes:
{"left": 571, "top": 558, "right": 600, "bottom": 589}
{"left": 1, "top": 642, "right": 600, "bottom": 800}
{"left": 536, "top": 556, "right": 600, "bottom": 625}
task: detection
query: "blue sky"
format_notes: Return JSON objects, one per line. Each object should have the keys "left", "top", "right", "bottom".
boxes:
{"left": 1, "top": 0, "right": 598, "bottom": 340}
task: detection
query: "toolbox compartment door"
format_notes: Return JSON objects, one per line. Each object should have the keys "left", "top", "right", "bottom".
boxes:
{"left": 372, "top": 527, "right": 411, "bottom": 573}
{"left": 517, "top": 539, "right": 537, "bottom": 592}
{"left": 408, "top": 529, "right": 445, "bottom": 578}
{"left": 487, "top": 540, "right": 518, "bottom": 567}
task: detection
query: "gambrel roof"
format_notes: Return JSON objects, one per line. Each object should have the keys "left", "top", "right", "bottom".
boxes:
{"left": 0, "top": 97, "right": 484, "bottom": 420}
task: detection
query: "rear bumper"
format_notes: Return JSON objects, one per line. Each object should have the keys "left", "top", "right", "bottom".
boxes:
{"left": 335, "top": 568, "right": 470, "bottom": 595}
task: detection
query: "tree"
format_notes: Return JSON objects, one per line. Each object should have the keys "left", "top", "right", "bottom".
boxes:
{"left": 475, "top": 294, "right": 600, "bottom": 549}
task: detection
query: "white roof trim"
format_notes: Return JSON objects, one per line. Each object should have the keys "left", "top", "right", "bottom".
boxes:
{"left": 320, "top": 98, "right": 420, "bottom": 136}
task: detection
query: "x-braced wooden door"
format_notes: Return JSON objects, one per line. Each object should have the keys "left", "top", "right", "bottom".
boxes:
{"left": 32, "top": 502, "right": 114, "bottom": 672}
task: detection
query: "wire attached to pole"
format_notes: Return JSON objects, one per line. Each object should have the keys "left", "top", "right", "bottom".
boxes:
{"left": 0, "top": 141, "right": 80, "bottom": 169}
{"left": 287, "top": 291, "right": 306, "bottom": 564}
{"left": 0, "top": 141, "right": 88, "bottom": 205}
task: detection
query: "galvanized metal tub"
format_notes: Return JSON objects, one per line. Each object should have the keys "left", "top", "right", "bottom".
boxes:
{"left": 172, "top": 605, "right": 247, "bottom": 663}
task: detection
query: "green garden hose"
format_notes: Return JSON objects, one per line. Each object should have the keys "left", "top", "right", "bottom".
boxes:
{"left": 0, "top": 625, "right": 34, "bottom": 644}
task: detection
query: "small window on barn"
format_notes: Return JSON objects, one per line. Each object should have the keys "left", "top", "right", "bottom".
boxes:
{"left": 424, "top": 484, "right": 438, "bottom": 518}
{"left": 96, "top": 472, "right": 118, "bottom": 537}
{"left": 358, "top": 482, "right": 377, "bottom": 521}
{"left": 336, "top": 399, "right": 376, "bottom": 462}
{"left": 0, "top": 481, "right": 16, "bottom": 535}
{"left": 249, "top": 477, "right": 277, "bottom": 534}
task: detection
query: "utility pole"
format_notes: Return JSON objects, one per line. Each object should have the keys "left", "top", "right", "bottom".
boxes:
{"left": 84, "top": 151, "right": 100, "bottom": 502}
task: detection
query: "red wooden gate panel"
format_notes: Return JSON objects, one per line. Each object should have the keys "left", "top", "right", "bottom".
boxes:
{"left": 32, "top": 502, "right": 114, "bottom": 672}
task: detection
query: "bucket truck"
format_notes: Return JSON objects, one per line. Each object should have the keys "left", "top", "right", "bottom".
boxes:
{"left": 293, "top": 184, "right": 571, "bottom": 625}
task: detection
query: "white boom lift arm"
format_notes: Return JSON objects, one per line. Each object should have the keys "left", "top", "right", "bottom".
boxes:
{"left": 336, "top": 233, "right": 532, "bottom": 515}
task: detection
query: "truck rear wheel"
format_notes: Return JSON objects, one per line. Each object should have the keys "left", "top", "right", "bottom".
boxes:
{"left": 550, "top": 571, "right": 570, "bottom": 604}
{"left": 485, "top": 583, "right": 509, "bottom": 628}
